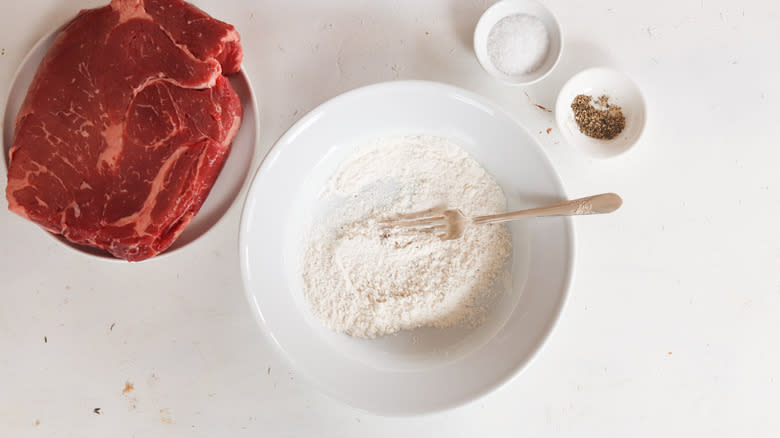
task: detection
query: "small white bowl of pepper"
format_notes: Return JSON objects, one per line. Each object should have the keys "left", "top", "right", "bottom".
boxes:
{"left": 555, "top": 67, "right": 647, "bottom": 158}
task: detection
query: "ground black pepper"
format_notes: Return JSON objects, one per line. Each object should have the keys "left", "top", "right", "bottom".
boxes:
{"left": 571, "top": 94, "right": 626, "bottom": 140}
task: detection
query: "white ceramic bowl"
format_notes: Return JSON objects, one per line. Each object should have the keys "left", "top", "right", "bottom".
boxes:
{"left": 2, "top": 23, "right": 259, "bottom": 261}
{"left": 473, "top": 0, "right": 563, "bottom": 85}
{"left": 239, "top": 81, "right": 574, "bottom": 415}
{"left": 555, "top": 67, "right": 647, "bottom": 158}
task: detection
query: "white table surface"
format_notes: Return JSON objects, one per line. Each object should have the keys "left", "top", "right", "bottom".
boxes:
{"left": 2, "top": 0, "right": 779, "bottom": 436}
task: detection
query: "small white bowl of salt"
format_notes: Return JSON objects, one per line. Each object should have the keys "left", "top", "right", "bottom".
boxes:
{"left": 474, "top": 0, "right": 563, "bottom": 85}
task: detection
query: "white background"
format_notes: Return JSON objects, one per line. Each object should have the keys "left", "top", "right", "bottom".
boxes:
{"left": 1, "top": 0, "right": 779, "bottom": 436}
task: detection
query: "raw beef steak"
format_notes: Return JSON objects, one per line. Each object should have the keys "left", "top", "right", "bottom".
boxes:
{"left": 5, "top": 0, "right": 243, "bottom": 261}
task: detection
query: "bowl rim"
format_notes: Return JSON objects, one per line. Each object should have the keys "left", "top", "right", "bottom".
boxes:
{"left": 238, "top": 79, "right": 576, "bottom": 416}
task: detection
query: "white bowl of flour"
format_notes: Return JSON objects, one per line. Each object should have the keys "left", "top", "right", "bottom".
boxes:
{"left": 239, "top": 81, "right": 574, "bottom": 415}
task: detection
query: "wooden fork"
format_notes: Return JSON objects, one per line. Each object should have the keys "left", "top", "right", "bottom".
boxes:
{"left": 381, "top": 193, "right": 622, "bottom": 241}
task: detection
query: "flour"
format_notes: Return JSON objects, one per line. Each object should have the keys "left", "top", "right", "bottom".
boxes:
{"left": 302, "top": 136, "right": 511, "bottom": 338}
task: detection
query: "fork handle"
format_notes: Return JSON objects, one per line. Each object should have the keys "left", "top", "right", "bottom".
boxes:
{"left": 472, "top": 193, "right": 622, "bottom": 225}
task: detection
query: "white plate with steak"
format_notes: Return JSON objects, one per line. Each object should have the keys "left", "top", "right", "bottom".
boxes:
{"left": 2, "top": 0, "right": 258, "bottom": 261}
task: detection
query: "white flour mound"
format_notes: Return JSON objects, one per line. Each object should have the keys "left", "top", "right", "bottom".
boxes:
{"left": 302, "top": 136, "right": 511, "bottom": 338}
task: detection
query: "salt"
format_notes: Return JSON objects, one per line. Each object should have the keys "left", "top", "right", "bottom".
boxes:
{"left": 487, "top": 14, "right": 549, "bottom": 76}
